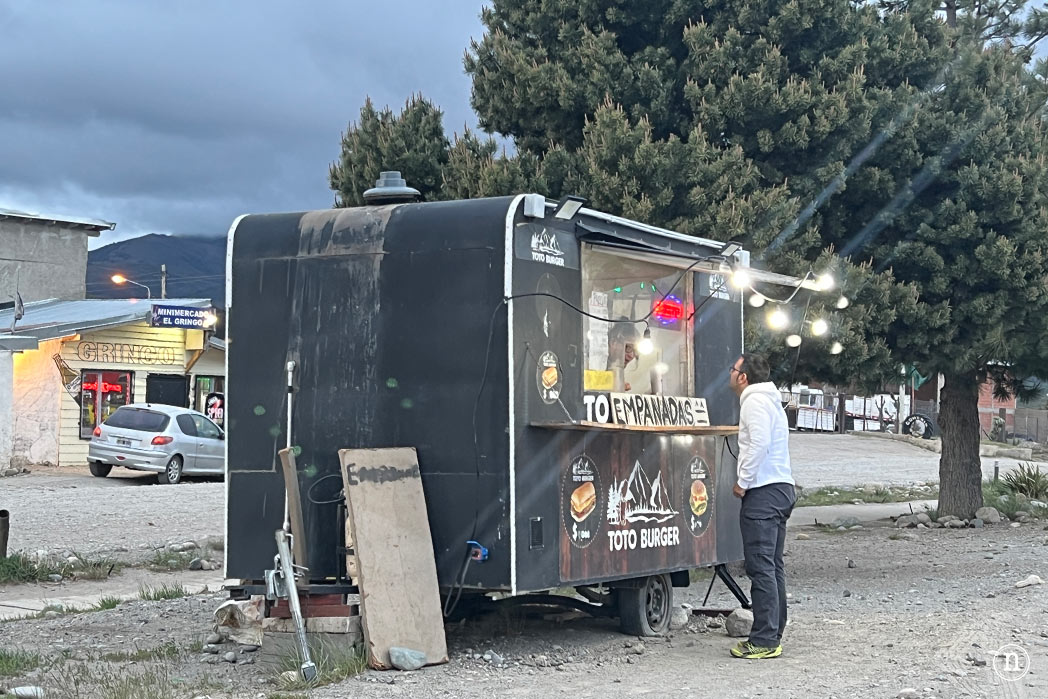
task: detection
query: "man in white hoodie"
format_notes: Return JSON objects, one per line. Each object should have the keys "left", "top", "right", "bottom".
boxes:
{"left": 728, "top": 353, "right": 795, "bottom": 659}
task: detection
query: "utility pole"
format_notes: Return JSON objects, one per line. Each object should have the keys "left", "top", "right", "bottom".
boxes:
{"left": 161, "top": 264, "right": 167, "bottom": 299}
{"left": 897, "top": 365, "right": 906, "bottom": 434}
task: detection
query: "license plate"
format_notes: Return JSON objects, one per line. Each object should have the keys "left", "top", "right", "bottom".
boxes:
{"left": 116, "top": 438, "right": 132, "bottom": 447}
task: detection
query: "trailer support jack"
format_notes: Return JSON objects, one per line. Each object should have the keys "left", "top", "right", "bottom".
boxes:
{"left": 701, "top": 564, "right": 751, "bottom": 610}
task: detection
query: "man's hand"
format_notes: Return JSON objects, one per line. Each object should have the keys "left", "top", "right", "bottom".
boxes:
{"left": 732, "top": 483, "right": 746, "bottom": 498}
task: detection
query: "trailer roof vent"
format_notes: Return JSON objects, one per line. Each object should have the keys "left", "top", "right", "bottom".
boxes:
{"left": 363, "top": 171, "right": 421, "bottom": 205}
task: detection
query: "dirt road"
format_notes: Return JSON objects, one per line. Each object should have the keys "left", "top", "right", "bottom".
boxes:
{"left": 0, "top": 467, "right": 223, "bottom": 562}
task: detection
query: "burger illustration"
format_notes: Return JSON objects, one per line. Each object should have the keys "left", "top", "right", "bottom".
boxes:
{"left": 689, "top": 480, "right": 708, "bottom": 516}
{"left": 541, "top": 366, "right": 559, "bottom": 391}
{"left": 570, "top": 481, "right": 596, "bottom": 522}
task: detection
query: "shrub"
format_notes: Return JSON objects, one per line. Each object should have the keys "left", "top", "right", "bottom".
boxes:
{"left": 1002, "top": 462, "right": 1048, "bottom": 501}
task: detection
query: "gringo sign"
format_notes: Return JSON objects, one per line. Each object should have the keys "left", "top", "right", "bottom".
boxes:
{"left": 151, "top": 304, "right": 214, "bottom": 329}
{"left": 75, "top": 341, "right": 179, "bottom": 365}
{"left": 583, "top": 392, "right": 710, "bottom": 427}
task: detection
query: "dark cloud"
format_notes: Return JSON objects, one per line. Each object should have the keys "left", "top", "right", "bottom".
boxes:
{"left": 0, "top": 0, "right": 485, "bottom": 246}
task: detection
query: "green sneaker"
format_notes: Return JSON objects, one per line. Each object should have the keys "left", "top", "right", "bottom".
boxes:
{"left": 730, "top": 640, "right": 782, "bottom": 659}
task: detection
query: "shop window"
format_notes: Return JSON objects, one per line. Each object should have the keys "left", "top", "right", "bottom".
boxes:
{"left": 581, "top": 247, "right": 694, "bottom": 396}
{"left": 194, "top": 375, "right": 225, "bottom": 425}
{"left": 80, "top": 370, "right": 132, "bottom": 439}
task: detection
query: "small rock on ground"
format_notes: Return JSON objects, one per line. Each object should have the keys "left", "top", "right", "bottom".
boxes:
{"left": 669, "top": 607, "right": 690, "bottom": 630}
{"left": 725, "top": 609, "right": 753, "bottom": 638}
{"left": 975, "top": 506, "right": 1001, "bottom": 523}
{"left": 389, "top": 646, "right": 427, "bottom": 671}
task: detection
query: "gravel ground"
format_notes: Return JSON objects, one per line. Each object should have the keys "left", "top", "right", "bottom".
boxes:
{"left": 2, "top": 435, "right": 1047, "bottom": 698}
{"left": 2, "top": 520, "right": 1046, "bottom": 698}
{"left": 0, "top": 467, "right": 223, "bottom": 563}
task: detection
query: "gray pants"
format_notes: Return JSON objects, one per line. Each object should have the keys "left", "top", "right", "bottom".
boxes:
{"left": 740, "top": 482, "right": 796, "bottom": 648}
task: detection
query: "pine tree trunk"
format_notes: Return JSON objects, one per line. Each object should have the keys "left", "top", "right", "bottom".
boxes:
{"left": 937, "top": 374, "right": 983, "bottom": 518}
{"left": 944, "top": 0, "right": 957, "bottom": 28}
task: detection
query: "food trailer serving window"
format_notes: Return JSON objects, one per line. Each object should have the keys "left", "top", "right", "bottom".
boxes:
{"left": 581, "top": 246, "right": 694, "bottom": 396}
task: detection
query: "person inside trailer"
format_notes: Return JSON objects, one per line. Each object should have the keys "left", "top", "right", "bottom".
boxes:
{"left": 606, "top": 320, "right": 662, "bottom": 394}
{"left": 584, "top": 250, "right": 691, "bottom": 397}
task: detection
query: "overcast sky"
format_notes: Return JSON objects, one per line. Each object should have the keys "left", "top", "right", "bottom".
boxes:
{"left": 3, "top": 3, "right": 1045, "bottom": 252}
{"left": 0, "top": 1, "right": 485, "bottom": 249}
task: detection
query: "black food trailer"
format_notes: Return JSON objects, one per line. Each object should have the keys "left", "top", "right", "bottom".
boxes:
{"left": 225, "top": 177, "right": 758, "bottom": 635}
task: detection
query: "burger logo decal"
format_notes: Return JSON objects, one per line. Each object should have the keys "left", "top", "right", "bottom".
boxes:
{"left": 536, "top": 351, "right": 562, "bottom": 405}
{"left": 683, "top": 456, "right": 714, "bottom": 537}
{"left": 561, "top": 454, "right": 601, "bottom": 549}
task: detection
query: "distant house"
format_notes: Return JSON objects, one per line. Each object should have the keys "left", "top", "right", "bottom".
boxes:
{"left": 0, "top": 208, "right": 115, "bottom": 303}
{"left": 977, "top": 380, "right": 1016, "bottom": 436}
{"left": 913, "top": 373, "right": 1017, "bottom": 436}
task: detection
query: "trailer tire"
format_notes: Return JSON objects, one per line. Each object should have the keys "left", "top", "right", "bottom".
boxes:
{"left": 617, "top": 573, "right": 672, "bottom": 636}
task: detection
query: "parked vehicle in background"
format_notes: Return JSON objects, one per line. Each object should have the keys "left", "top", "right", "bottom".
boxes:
{"left": 87, "top": 403, "right": 225, "bottom": 484}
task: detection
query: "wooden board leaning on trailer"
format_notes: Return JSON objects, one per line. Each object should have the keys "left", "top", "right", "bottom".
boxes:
{"left": 338, "top": 447, "right": 448, "bottom": 670}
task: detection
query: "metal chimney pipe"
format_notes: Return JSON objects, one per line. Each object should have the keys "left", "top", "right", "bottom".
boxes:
{"left": 362, "top": 171, "right": 421, "bottom": 205}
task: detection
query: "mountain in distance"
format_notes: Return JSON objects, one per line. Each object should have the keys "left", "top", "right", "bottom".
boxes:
{"left": 87, "top": 234, "right": 225, "bottom": 307}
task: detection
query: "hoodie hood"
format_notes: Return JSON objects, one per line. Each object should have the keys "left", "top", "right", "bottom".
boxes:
{"left": 740, "top": 381, "right": 783, "bottom": 406}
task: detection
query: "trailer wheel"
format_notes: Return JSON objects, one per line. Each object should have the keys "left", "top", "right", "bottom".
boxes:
{"left": 617, "top": 573, "right": 672, "bottom": 636}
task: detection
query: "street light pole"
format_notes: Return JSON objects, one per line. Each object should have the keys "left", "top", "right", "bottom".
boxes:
{"left": 110, "top": 274, "right": 152, "bottom": 299}
{"left": 161, "top": 264, "right": 167, "bottom": 299}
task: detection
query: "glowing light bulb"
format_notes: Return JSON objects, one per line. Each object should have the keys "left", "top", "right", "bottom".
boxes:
{"left": 638, "top": 329, "right": 654, "bottom": 355}
{"left": 786, "top": 334, "right": 802, "bottom": 348}
{"left": 811, "top": 318, "right": 828, "bottom": 336}
{"left": 816, "top": 272, "right": 835, "bottom": 291}
{"left": 111, "top": 274, "right": 127, "bottom": 284}
{"left": 748, "top": 292, "right": 766, "bottom": 308}
{"left": 767, "top": 307, "right": 789, "bottom": 330}
{"left": 731, "top": 268, "right": 751, "bottom": 289}
{"left": 836, "top": 295, "right": 850, "bottom": 309}
{"left": 830, "top": 341, "right": 843, "bottom": 355}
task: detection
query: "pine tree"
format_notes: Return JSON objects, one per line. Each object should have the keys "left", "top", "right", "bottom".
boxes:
{"left": 328, "top": 96, "right": 450, "bottom": 206}
{"left": 329, "top": 0, "right": 1048, "bottom": 516}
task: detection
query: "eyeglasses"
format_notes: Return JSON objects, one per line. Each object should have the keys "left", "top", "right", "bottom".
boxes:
{"left": 729, "top": 366, "right": 744, "bottom": 375}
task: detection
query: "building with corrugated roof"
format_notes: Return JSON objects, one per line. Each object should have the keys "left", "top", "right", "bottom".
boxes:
{"left": 0, "top": 297, "right": 224, "bottom": 470}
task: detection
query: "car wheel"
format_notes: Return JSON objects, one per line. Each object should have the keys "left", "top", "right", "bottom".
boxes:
{"left": 617, "top": 573, "right": 673, "bottom": 636}
{"left": 89, "top": 462, "right": 112, "bottom": 478}
{"left": 159, "top": 455, "right": 184, "bottom": 485}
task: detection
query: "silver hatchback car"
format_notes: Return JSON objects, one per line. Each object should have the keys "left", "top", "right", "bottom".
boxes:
{"left": 88, "top": 403, "right": 225, "bottom": 484}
